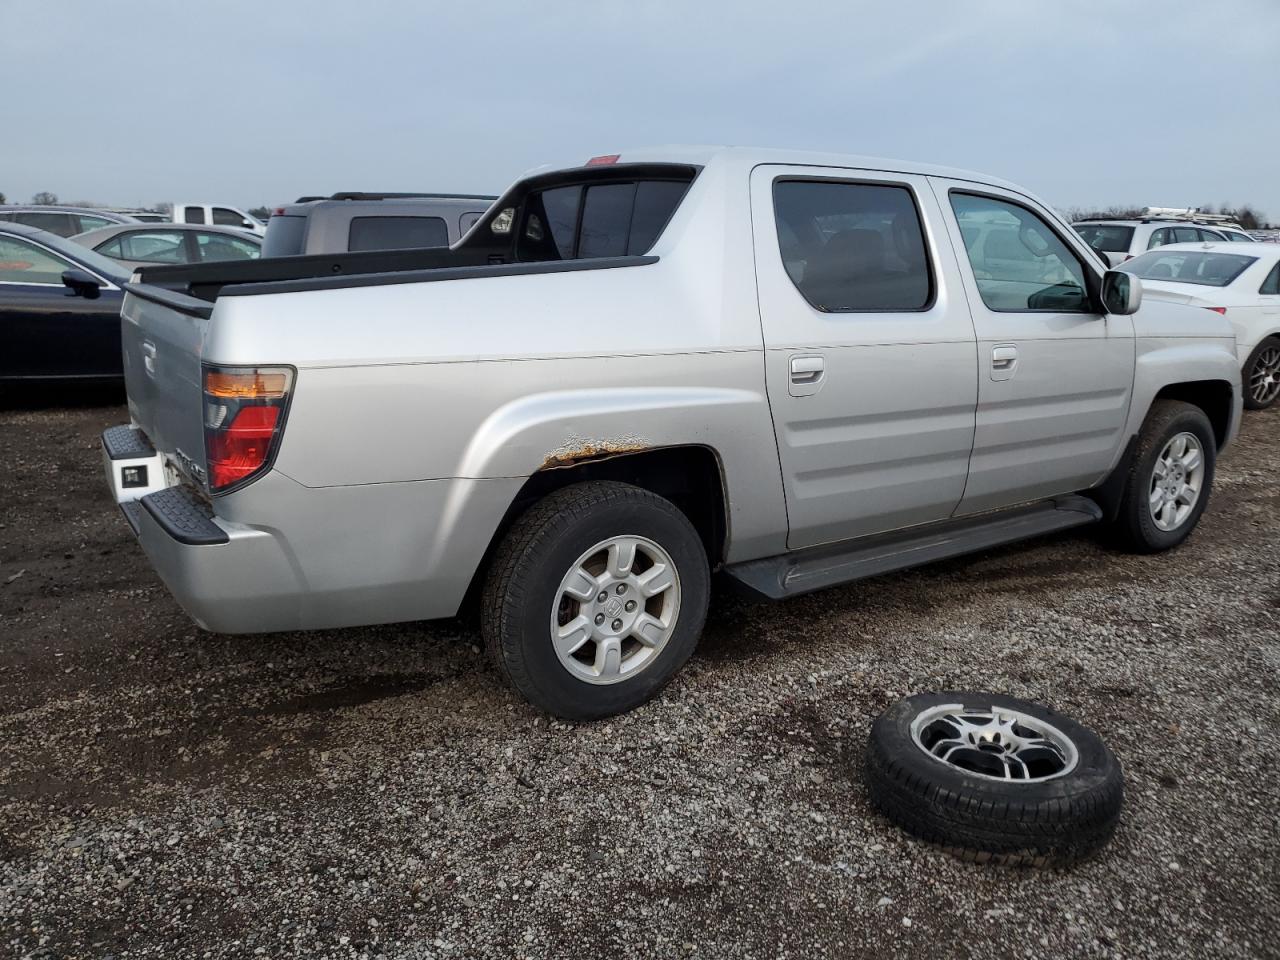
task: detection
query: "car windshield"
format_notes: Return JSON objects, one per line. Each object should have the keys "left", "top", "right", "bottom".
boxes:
{"left": 33, "top": 230, "right": 131, "bottom": 282}
{"left": 1074, "top": 224, "right": 1134, "bottom": 253}
{"left": 1121, "top": 250, "right": 1257, "bottom": 287}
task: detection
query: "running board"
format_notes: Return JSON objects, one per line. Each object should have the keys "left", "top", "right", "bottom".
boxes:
{"left": 725, "top": 495, "right": 1103, "bottom": 600}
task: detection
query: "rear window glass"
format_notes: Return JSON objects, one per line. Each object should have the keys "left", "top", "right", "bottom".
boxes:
{"left": 772, "top": 180, "right": 933, "bottom": 312}
{"left": 348, "top": 216, "right": 448, "bottom": 252}
{"left": 1073, "top": 224, "right": 1133, "bottom": 254}
{"left": 261, "top": 215, "right": 307, "bottom": 257}
{"left": 1122, "top": 251, "right": 1257, "bottom": 287}
{"left": 516, "top": 179, "right": 691, "bottom": 261}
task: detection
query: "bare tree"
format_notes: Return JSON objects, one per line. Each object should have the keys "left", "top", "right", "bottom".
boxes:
{"left": 0, "top": 191, "right": 6, "bottom": 205}
{"left": 30, "top": 191, "right": 59, "bottom": 205}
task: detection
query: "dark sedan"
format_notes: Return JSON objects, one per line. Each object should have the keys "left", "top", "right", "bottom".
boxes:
{"left": 0, "top": 222, "right": 132, "bottom": 382}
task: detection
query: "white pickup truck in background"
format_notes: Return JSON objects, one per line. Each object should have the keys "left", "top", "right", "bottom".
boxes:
{"left": 104, "top": 147, "right": 1242, "bottom": 718}
{"left": 171, "top": 202, "right": 265, "bottom": 236}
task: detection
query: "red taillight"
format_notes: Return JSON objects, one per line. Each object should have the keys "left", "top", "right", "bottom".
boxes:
{"left": 1206, "top": 307, "right": 1228, "bottom": 314}
{"left": 203, "top": 366, "right": 293, "bottom": 493}
{"left": 272, "top": 207, "right": 286, "bottom": 217}
{"left": 586, "top": 154, "right": 620, "bottom": 166}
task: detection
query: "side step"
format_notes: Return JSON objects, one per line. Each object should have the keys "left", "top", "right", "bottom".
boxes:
{"left": 725, "top": 495, "right": 1103, "bottom": 600}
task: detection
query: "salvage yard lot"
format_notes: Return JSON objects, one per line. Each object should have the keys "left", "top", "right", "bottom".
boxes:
{"left": 1, "top": 394, "right": 1277, "bottom": 959}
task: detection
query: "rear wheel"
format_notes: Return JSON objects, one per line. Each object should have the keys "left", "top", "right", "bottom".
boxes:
{"left": 1243, "top": 337, "right": 1280, "bottom": 410}
{"left": 481, "top": 481, "right": 709, "bottom": 719}
{"left": 1110, "top": 400, "right": 1216, "bottom": 553}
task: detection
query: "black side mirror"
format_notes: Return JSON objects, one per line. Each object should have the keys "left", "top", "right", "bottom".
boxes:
{"left": 62, "top": 268, "right": 104, "bottom": 300}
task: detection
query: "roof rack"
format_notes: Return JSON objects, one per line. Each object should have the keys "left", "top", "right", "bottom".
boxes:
{"left": 292, "top": 192, "right": 498, "bottom": 203}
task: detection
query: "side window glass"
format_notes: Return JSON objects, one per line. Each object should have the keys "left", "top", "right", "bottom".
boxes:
{"left": 212, "top": 207, "right": 244, "bottom": 227}
{"left": 14, "top": 212, "right": 76, "bottom": 236}
{"left": 116, "top": 231, "right": 188, "bottom": 263}
{"left": 197, "top": 232, "right": 261, "bottom": 262}
{"left": 183, "top": 206, "right": 206, "bottom": 225}
{"left": 1148, "top": 228, "right": 1171, "bottom": 249}
{"left": 76, "top": 215, "right": 115, "bottom": 233}
{"left": 96, "top": 237, "right": 126, "bottom": 258}
{"left": 347, "top": 216, "right": 448, "bottom": 252}
{"left": 1261, "top": 263, "right": 1280, "bottom": 296}
{"left": 950, "top": 193, "right": 1089, "bottom": 312}
{"left": 0, "top": 235, "right": 73, "bottom": 283}
{"left": 771, "top": 180, "right": 933, "bottom": 311}
{"left": 1173, "top": 227, "right": 1199, "bottom": 243}
{"left": 1198, "top": 229, "right": 1222, "bottom": 242}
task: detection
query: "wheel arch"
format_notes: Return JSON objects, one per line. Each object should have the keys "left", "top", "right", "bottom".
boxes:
{"left": 459, "top": 444, "right": 730, "bottom": 615}
{"left": 1151, "top": 379, "right": 1235, "bottom": 449}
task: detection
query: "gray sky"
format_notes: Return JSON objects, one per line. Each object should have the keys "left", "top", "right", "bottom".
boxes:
{"left": 4, "top": 0, "right": 1278, "bottom": 218}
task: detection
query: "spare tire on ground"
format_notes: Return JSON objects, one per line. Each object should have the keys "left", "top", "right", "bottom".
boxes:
{"left": 865, "top": 692, "right": 1124, "bottom": 867}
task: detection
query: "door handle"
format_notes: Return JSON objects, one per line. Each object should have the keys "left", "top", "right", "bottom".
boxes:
{"left": 790, "top": 356, "right": 825, "bottom": 382}
{"left": 991, "top": 345, "right": 1017, "bottom": 369}
{"left": 788, "top": 354, "right": 825, "bottom": 397}
{"left": 142, "top": 340, "right": 157, "bottom": 377}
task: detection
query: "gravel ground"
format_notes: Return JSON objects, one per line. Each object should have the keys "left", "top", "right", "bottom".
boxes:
{"left": 1, "top": 391, "right": 1277, "bottom": 960}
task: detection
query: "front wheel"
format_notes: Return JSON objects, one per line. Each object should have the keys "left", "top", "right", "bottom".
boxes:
{"left": 1243, "top": 337, "right": 1280, "bottom": 410}
{"left": 1110, "top": 400, "right": 1216, "bottom": 553}
{"left": 481, "top": 481, "right": 709, "bottom": 719}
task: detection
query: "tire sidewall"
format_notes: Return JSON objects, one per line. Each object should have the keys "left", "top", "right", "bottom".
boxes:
{"left": 505, "top": 495, "right": 709, "bottom": 719}
{"left": 1243, "top": 337, "right": 1280, "bottom": 410}
{"left": 870, "top": 691, "right": 1118, "bottom": 804}
{"left": 1129, "top": 407, "right": 1216, "bottom": 551}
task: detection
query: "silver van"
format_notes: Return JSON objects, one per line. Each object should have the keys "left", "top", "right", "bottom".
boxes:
{"left": 261, "top": 192, "right": 496, "bottom": 257}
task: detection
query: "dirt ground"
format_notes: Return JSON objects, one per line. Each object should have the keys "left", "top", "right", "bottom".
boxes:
{"left": 1, "top": 389, "right": 1277, "bottom": 959}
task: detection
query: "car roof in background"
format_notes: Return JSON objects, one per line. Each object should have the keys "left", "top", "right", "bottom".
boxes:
{"left": 1132, "top": 241, "right": 1277, "bottom": 256}
{"left": 0, "top": 205, "right": 138, "bottom": 219}
{"left": 70, "top": 223, "right": 264, "bottom": 244}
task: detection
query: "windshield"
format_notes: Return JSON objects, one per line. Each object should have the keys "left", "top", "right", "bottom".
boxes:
{"left": 1121, "top": 250, "right": 1256, "bottom": 287}
{"left": 35, "top": 231, "right": 131, "bottom": 281}
{"left": 1074, "top": 224, "right": 1134, "bottom": 254}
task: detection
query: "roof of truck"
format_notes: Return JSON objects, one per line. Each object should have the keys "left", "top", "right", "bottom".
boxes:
{"left": 525, "top": 145, "right": 1024, "bottom": 193}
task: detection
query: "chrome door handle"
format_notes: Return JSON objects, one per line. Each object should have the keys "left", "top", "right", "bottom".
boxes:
{"left": 142, "top": 340, "right": 157, "bottom": 377}
{"left": 790, "top": 356, "right": 825, "bottom": 382}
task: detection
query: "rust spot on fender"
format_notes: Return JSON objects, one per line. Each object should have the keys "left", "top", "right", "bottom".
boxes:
{"left": 540, "top": 439, "right": 650, "bottom": 470}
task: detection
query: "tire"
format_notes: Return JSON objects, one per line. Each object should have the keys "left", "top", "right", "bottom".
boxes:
{"left": 481, "top": 481, "right": 710, "bottom": 720}
{"left": 1243, "top": 337, "right": 1280, "bottom": 410}
{"left": 865, "top": 692, "right": 1124, "bottom": 868}
{"left": 1109, "top": 399, "right": 1216, "bottom": 553}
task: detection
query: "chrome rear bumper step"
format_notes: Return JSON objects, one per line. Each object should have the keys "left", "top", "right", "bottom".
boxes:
{"left": 725, "top": 495, "right": 1103, "bottom": 600}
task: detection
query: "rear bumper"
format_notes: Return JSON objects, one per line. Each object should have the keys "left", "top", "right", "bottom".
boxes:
{"left": 103, "top": 424, "right": 522, "bottom": 634}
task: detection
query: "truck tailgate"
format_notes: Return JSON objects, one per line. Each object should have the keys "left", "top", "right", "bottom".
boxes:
{"left": 121, "top": 285, "right": 213, "bottom": 480}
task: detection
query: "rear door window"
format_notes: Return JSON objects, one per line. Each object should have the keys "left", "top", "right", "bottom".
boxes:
{"left": 75, "top": 214, "right": 116, "bottom": 233}
{"left": 1173, "top": 227, "right": 1200, "bottom": 243}
{"left": 183, "top": 206, "right": 206, "bottom": 225}
{"left": 196, "top": 231, "right": 261, "bottom": 262}
{"left": 347, "top": 216, "right": 448, "bottom": 252}
{"left": 1260, "top": 262, "right": 1280, "bottom": 295}
{"left": 517, "top": 179, "right": 691, "bottom": 262}
{"left": 772, "top": 180, "right": 933, "bottom": 312}
{"left": 13, "top": 212, "right": 76, "bottom": 236}
{"left": 1148, "top": 227, "right": 1173, "bottom": 249}
{"left": 101, "top": 230, "right": 189, "bottom": 263}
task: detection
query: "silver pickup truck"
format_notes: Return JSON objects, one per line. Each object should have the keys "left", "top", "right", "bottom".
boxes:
{"left": 103, "top": 147, "right": 1242, "bottom": 719}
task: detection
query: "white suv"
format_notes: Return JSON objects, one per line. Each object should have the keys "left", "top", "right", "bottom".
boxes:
{"left": 1074, "top": 218, "right": 1241, "bottom": 267}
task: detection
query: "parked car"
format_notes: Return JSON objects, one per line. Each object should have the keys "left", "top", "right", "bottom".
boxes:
{"left": 262, "top": 192, "right": 496, "bottom": 256}
{"left": 72, "top": 223, "right": 261, "bottom": 270}
{"left": 0, "top": 205, "right": 139, "bottom": 238}
{"left": 1120, "top": 241, "right": 1280, "bottom": 409}
{"left": 1074, "top": 217, "right": 1238, "bottom": 266}
{"left": 171, "top": 203, "right": 265, "bottom": 236}
{"left": 103, "top": 209, "right": 170, "bottom": 224}
{"left": 0, "top": 222, "right": 130, "bottom": 382}
{"left": 103, "top": 146, "right": 1241, "bottom": 719}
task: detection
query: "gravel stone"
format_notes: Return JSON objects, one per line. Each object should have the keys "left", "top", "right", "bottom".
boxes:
{"left": 0, "top": 394, "right": 1277, "bottom": 958}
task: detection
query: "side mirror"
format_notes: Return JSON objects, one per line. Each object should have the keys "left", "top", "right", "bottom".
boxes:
{"left": 1102, "top": 270, "right": 1142, "bottom": 315}
{"left": 62, "top": 268, "right": 103, "bottom": 300}
{"left": 242, "top": 219, "right": 255, "bottom": 229}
